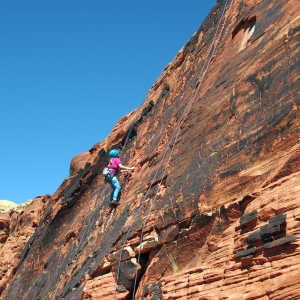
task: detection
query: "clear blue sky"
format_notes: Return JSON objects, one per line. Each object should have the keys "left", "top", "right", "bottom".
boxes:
{"left": 1, "top": 1, "right": 217, "bottom": 204}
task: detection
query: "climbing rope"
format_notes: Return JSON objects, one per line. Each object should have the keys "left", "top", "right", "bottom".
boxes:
{"left": 132, "top": 0, "right": 234, "bottom": 297}
{"left": 113, "top": 0, "right": 233, "bottom": 298}
{"left": 46, "top": 105, "right": 145, "bottom": 299}
{"left": 63, "top": 106, "right": 139, "bottom": 201}
{"left": 71, "top": 110, "right": 140, "bottom": 256}
{"left": 10, "top": 0, "right": 232, "bottom": 297}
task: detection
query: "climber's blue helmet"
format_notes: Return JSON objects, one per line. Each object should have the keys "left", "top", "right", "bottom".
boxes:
{"left": 109, "top": 149, "right": 119, "bottom": 158}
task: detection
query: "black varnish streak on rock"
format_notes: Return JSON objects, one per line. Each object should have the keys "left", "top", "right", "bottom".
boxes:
{"left": 240, "top": 210, "right": 258, "bottom": 226}
{"left": 260, "top": 223, "right": 280, "bottom": 239}
{"left": 62, "top": 148, "right": 108, "bottom": 204}
{"left": 158, "top": 225, "right": 180, "bottom": 245}
{"left": 236, "top": 235, "right": 299, "bottom": 259}
{"left": 236, "top": 213, "right": 298, "bottom": 262}
{"left": 235, "top": 247, "right": 257, "bottom": 258}
{"left": 246, "top": 230, "right": 261, "bottom": 244}
{"left": 153, "top": 84, "right": 170, "bottom": 108}
{"left": 138, "top": 100, "right": 155, "bottom": 123}
{"left": 269, "top": 213, "right": 286, "bottom": 225}
{"left": 141, "top": 282, "right": 162, "bottom": 300}
{"left": 121, "top": 97, "right": 157, "bottom": 149}
{"left": 114, "top": 259, "right": 140, "bottom": 290}
{"left": 264, "top": 235, "right": 299, "bottom": 249}
{"left": 63, "top": 283, "right": 85, "bottom": 300}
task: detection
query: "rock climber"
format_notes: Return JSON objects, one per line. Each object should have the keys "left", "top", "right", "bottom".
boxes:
{"left": 106, "top": 149, "right": 134, "bottom": 206}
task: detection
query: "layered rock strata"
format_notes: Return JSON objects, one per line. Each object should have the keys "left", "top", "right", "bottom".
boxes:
{"left": 1, "top": 0, "right": 300, "bottom": 299}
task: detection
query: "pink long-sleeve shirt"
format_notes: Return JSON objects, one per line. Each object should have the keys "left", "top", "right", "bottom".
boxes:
{"left": 107, "top": 157, "right": 121, "bottom": 174}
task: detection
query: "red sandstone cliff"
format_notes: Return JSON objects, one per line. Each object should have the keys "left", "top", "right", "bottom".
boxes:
{"left": 1, "top": 0, "right": 300, "bottom": 299}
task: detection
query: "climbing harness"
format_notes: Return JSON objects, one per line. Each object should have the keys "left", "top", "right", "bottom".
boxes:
{"left": 103, "top": 167, "right": 119, "bottom": 184}
{"left": 102, "top": 167, "right": 109, "bottom": 175}
{"left": 114, "top": 0, "right": 234, "bottom": 298}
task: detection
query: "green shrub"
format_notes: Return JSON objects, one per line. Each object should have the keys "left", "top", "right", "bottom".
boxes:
{"left": 166, "top": 252, "right": 180, "bottom": 273}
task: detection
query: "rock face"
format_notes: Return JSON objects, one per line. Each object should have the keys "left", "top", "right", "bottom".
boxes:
{"left": 1, "top": 0, "right": 300, "bottom": 299}
{"left": 0, "top": 196, "right": 50, "bottom": 295}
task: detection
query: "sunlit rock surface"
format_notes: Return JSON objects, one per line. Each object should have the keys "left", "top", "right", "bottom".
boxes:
{"left": 1, "top": 0, "right": 300, "bottom": 299}
{"left": 0, "top": 200, "right": 18, "bottom": 213}
{"left": 0, "top": 196, "right": 50, "bottom": 295}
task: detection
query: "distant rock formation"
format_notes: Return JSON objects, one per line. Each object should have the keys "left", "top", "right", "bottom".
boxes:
{"left": 0, "top": 200, "right": 18, "bottom": 212}
{"left": 0, "top": 200, "right": 32, "bottom": 212}
{"left": 1, "top": 0, "right": 300, "bottom": 299}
